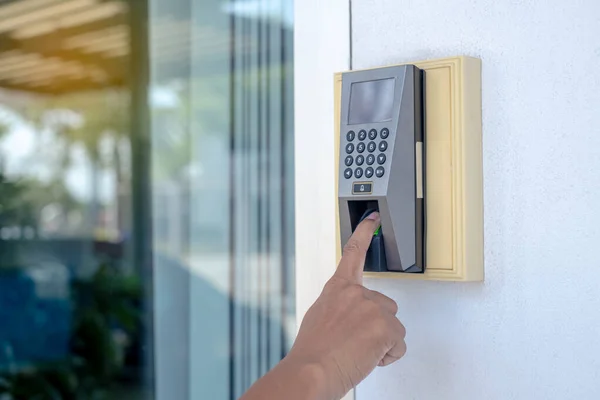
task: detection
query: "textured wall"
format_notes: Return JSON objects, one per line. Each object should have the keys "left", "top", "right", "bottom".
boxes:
{"left": 352, "top": 0, "right": 600, "bottom": 399}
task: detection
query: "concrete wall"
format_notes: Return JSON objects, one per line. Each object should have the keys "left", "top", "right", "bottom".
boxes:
{"left": 353, "top": 1, "right": 600, "bottom": 399}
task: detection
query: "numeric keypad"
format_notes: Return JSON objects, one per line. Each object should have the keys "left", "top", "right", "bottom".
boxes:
{"left": 343, "top": 128, "right": 390, "bottom": 179}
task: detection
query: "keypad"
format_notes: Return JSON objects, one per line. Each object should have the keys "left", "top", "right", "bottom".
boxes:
{"left": 343, "top": 128, "right": 390, "bottom": 180}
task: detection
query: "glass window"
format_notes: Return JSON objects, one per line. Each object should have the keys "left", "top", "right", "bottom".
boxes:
{"left": 0, "top": 0, "right": 294, "bottom": 399}
{"left": 0, "top": 1, "right": 154, "bottom": 399}
{"left": 150, "top": 0, "right": 295, "bottom": 398}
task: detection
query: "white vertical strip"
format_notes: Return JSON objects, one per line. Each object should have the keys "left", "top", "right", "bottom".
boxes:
{"left": 282, "top": 9, "right": 295, "bottom": 354}
{"left": 294, "top": 1, "right": 352, "bottom": 400}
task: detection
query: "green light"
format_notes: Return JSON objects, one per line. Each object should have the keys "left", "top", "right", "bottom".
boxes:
{"left": 374, "top": 227, "right": 381, "bottom": 236}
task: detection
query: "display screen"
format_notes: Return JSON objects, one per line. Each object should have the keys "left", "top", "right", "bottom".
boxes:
{"left": 348, "top": 78, "right": 396, "bottom": 125}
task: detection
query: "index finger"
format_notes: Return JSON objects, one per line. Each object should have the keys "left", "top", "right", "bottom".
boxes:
{"left": 334, "top": 211, "right": 381, "bottom": 284}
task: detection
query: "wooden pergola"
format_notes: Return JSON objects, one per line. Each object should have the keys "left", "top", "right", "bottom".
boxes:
{"left": 0, "top": 0, "right": 136, "bottom": 95}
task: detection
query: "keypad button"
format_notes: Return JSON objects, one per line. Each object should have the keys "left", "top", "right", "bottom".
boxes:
{"left": 365, "top": 167, "right": 374, "bottom": 178}
{"left": 377, "top": 154, "right": 386, "bottom": 165}
{"left": 356, "top": 155, "right": 364, "bottom": 166}
{"left": 354, "top": 167, "right": 363, "bottom": 179}
{"left": 344, "top": 168, "right": 353, "bottom": 179}
{"left": 376, "top": 166, "right": 385, "bottom": 178}
{"left": 367, "top": 141, "right": 377, "bottom": 152}
{"left": 357, "top": 142, "right": 366, "bottom": 153}
{"left": 368, "top": 129, "right": 378, "bottom": 140}
{"left": 380, "top": 128, "right": 389, "bottom": 139}
{"left": 345, "top": 143, "right": 354, "bottom": 154}
{"left": 379, "top": 141, "right": 388, "bottom": 152}
{"left": 366, "top": 154, "right": 375, "bottom": 165}
{"left": 358, "top": 130, "right": 367, "bottom": 140}
{"left": 353, "top": 182, "right": 372, "bottom": 194}
{"left": 345, "top": 155, "right": 353, "bottom": 166}
{"left": 346, "top": 131, "right": 355, "bottom": 141}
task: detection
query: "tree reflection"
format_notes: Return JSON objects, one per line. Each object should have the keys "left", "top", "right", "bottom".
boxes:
{"left": 0, "top": 90, "right": 143, "bottom": 399}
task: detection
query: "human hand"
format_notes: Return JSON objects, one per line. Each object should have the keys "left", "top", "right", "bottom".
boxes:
{"left": 287, "top": 212, "right": 407, "bottom": 399}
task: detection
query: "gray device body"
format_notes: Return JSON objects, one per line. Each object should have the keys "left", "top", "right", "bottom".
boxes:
{"left": 338, "top": 65, "right": 425, "bottom": 272}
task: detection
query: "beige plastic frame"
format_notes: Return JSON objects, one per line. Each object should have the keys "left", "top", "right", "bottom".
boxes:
{"left": 334, "top": 56, "right": 484, "bottom": 281}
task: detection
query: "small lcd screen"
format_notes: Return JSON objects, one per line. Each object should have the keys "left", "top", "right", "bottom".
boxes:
{"left": 348, "top": 78, "right": 396, "bottom": 125}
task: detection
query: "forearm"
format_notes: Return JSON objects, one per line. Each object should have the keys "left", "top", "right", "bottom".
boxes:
{"left": 239, "top": 357, "right": 329, "bottom": 400}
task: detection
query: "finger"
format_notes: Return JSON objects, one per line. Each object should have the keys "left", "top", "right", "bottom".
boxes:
{"left": 392, "top": 317, "right": 407, "bottom": 340}
{"left": 379, "top": 318, "right": 407, "bottom": 367}
{"left": 335, "top": 212, "right": 381, "bottom": 284}
{"left": 366, "top": 290, "right": 398, "bottom": 315}
{"left": 378, "top": 348, "right": 405, "bottom": 367}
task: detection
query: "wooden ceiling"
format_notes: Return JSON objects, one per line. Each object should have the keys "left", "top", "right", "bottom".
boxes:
{"left": 0, "top": 0, "right": 134, "bottom": 94}
{"left": 0, "top": 0, "right": 292, "bottom": 96}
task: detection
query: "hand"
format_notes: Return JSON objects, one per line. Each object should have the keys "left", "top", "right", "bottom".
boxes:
{"left": 287, "top": 212, "right": 407, "bottom": 399}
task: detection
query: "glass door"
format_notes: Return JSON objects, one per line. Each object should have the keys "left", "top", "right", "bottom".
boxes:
{"left": 0, "top": 0, "right": 294, "bottom": 399}
{"left": 0, "top": 1, "right": 153, "bottom": 399}
{"left": 150, "top": 0, "right": 295, "bottom": 399}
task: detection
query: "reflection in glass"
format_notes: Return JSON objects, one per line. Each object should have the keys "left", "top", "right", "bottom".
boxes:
{"left": 0, "top": 1, "right": 151, "bottom": 399}
{"left": 0, "top": 0, "right": 294, "bottom": 398}
{"left": 150, "top": 0, "right": 295, "bottom": 399}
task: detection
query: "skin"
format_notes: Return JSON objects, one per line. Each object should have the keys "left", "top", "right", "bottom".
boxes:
{"left": 239, "top": 212, "right": 407, "bottom": 400}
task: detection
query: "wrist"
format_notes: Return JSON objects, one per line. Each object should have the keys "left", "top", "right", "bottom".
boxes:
{"left": 279, "top": 355, "right": 329, "bottom": 400}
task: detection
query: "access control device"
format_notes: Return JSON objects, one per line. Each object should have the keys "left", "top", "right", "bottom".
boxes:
{"left": 338, "top": 65, "right": 425, "bottom": 273}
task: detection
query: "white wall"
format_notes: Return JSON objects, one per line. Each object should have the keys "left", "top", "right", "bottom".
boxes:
{"left": 352, "top": 1, "right": 600, "bottom": 399}
{"left": 294, "top": 3, "right": 351, "bottom": 400}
